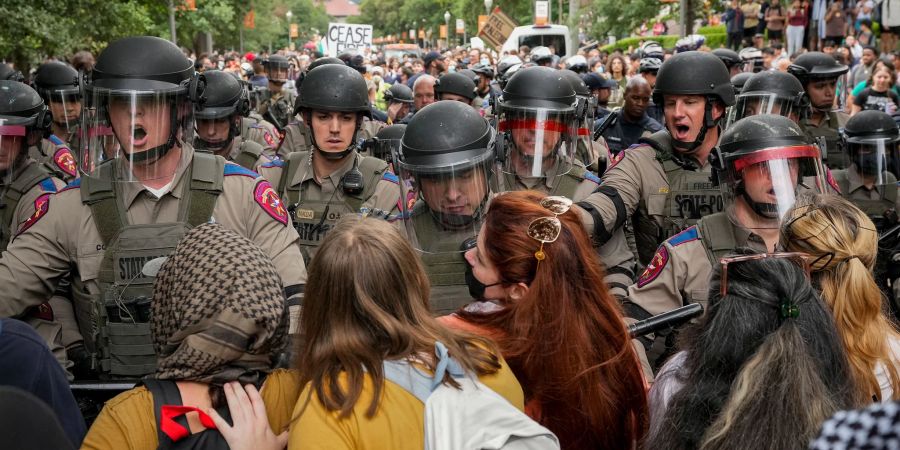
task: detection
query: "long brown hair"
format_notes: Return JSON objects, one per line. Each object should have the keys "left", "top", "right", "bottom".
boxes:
{"left": 459, "top": 190, "right": 648, "bottom": 449}
{"left": 295, "top": 216, "right": 502, "bottom": 418}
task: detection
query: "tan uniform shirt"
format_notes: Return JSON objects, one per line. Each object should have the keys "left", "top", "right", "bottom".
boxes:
{"left": 839, "top": 165, "right": 900, "bottom": 212}
{"left": 241, "top": 116, "right": 280, "bottom": 156}
{"left": 258, "top": 151, "right": 401, "bottom": 262}
{"left": 277, "top": 116, "right": 387, "bottom": 158}
{"left": 0, "top": 146, "right": 307, "bottom": 323}
{"left": 225, "top": 136, "right": 275, "bottom": 174}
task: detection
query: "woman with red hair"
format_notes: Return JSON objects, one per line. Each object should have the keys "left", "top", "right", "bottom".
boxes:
{"left": 443, "top": 190, "right": 648, "bottom": 449}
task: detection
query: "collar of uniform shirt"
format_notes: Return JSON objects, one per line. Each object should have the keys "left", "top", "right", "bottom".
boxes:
{"left": 295, "top": 151, "right": 359, "bottom": 191}
{"left": 120, "top": 144, "right": 193, "bottom": 208}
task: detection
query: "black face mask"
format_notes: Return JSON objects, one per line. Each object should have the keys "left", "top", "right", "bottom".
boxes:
{"left": 464, "top": 265, "right": 502, "bottom": 300}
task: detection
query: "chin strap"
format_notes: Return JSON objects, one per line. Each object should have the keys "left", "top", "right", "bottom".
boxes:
{"left": 194, "top": 117, "right": 239, "bottom": 153}
{"left": 116, "top": 102, "right": 180, "bottom": 165}
{"left": 306, "top": 112, "right": 362, "bottom": 160}
{"left": 426, "top": 191, "right": 489, "bottom": 230}
{"left": 671, "top": 96, "right": 718, "bottom": 155}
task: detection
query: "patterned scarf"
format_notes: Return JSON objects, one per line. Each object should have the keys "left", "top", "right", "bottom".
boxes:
{"left": 151, "top": 223, "right": 288, "bottom": 385}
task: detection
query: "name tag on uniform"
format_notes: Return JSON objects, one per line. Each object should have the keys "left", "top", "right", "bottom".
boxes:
{"left": 296, "top": 209, "right": 315, "bottom": 220}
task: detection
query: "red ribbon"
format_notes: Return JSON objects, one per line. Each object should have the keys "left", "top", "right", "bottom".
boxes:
{"left": 0, "top": 125, "right": 26, "bottom": 137}
{"left": 160, "top": 405, "right": 218, "bottom": 442}
{"left": 498, "top": 119, "right": 569, "bottom": 133}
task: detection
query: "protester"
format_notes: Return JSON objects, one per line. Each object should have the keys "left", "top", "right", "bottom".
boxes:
{"left": 80, "top": 224, "right": 299, "bottom": 449}
{"left": 288, "top": 216, "right": 526, "bottom": 449}
{"left": 782, "top": 193, "right": 900, "bottom": 402}
{"left": 446, "top": 190, "right": 649, "bottom": 449}
{"left": 646, "top": 250, "right": 857, "bottom": 449}
{"left": 852, "top": 64, "right": 900, "bottom": 114}
{"left": 786, "top": 0, "right": 809, "bottom": 56}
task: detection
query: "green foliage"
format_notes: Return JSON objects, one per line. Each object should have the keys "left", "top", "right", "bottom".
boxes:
{"left": 600, "top": 31, "right": 727, "bottom": 53}
{"left": 588, "top": 0, "right": 672, "bottom": 39}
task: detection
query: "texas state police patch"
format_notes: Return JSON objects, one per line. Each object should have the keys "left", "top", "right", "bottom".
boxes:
{"left": 16, "top": 193, "right": 52, "bottom": 236}
{"left": 253, "top": 180, "right": 288, "bottom": 225}
{"left": 54, "top": 147, "right": 78, "bottom": 178}
{"left": 263, "top": 131, "right": 276, "bottom": 148}
{"left": 637, "top": 246, "right": 669, "bottom": 288}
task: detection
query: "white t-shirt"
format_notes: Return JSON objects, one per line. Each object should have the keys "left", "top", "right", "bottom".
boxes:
{"left": 873, "top": 334, "right": 900, "bottom": 401}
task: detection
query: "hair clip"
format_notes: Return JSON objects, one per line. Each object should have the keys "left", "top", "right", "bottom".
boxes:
{"left": 780, "top": 300, "right": 800, "bottom": 319}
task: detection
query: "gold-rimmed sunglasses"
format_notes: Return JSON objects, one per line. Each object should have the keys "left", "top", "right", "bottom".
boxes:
{"left": 526, "top": 196, "right": 573, "bottom": 261}
{"left": 718, "top": 252, "right": 811, "bottom": 298}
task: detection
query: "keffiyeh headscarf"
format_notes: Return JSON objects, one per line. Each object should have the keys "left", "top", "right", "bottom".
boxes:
{"left": 151, "top": 223, "right": 288, "bottom": 385}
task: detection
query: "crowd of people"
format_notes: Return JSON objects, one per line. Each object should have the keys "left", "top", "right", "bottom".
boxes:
{"left": 6, "top": 9, "right": 900, "bottom": 448}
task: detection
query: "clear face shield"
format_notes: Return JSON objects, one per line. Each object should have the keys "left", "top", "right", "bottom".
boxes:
{"left": 727, "top": 93, "right": 803, "bottom": 127}
{"left": 367, "top": 138, "right": 402, "bottom": 164}
{"left": 81, "top": 88, "right": 194, "bottom": 184}
{"left": 722, "top": 145, "right": 826, "bottom": 229}
{"left": 393, "top": 150, "right": 494, "bottom": 254}
{"left": 846, "top": 138, "right": 900, "bottom": 185}
{"left": 0, "top": 118, "right": 34, "bottom": 183}
{"left": 46, "top": 88, "right": 82, "bottom": 136}
{"left": 266, "top": 64, "right": 293, "bottom": 84}
{"left": 498, "top": 107, "right": 577, "bottom": 183}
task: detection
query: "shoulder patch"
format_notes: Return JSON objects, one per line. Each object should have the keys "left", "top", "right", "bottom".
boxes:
{"left": 59, "top": 178, "right": 82, "bottom": 192}
{"left": 668, "top": 226, "right": 700, "bottom": 247}
{"left": 53, "top": 147, "right": 78, "bottom": 178}
{"left": 253, "top": 180, "right": 288, "bottom": 226}
{"left": 260, "top": 158, "right": 285, "bottom": 169}
{"left": 48, "top": 134, "right": 64, "bottom": 146}
{"left": 16, "top": 193, "right": 52, "bottom": 236}
{"left": 381, "top": 172, "right": 400, "bottom": 184}
{"left": 826, "top": 169, "right": 841, "bottom": 194}
{"left": 39, "top": 178, "right": 57, "bottom": 193}
{"left": 583, "top": 170, "right": 601, "bottom": 185}
{"left": 263, "top": 131, "right": 276, "bottom": 148}
{"left": 637, "top": 246, "right": 669, "bottom": 288}
{"left": 224, "top": 163, "right": 260, "bottom": 178}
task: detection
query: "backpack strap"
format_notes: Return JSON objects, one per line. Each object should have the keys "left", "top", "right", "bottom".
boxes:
{"left": 1, "top": 163, "right": 54, "bottom": 250}
{"left": 278, "top": 151, "right": 309, "bottom": 201}
{"left": 381, "top": 342, "right": 468, "bottom": 404}
{"left": 698, "top": 213, "right": 738, "bottom": 267}
{"left": 144, "top": 379, "right": 185, "bottom": 450}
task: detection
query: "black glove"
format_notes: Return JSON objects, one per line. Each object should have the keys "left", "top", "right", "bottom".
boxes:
{"left": 67, "top": 344, "right": 93, "bottom": 381}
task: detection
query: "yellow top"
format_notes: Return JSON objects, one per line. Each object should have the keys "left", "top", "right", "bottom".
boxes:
{"left": 80, "top": 369, "right": 301, "bottom": 450}
{"left": 288, "top": 357, "right": 524, "bottom": 449}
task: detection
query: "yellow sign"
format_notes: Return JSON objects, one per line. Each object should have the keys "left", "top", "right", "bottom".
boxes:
{"left": 440, "top": 25, "right": 447, "bottom": 38}
{"left": 290, "top": 23, "right": 299, "bottom": 39}
{"left": 478, "top": 15, "right": 488, "bottom": 33}
{"left": 478, "top": 8, "right": 518, "bottom": 50}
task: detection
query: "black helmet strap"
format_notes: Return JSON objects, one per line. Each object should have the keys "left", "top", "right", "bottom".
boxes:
{"left": 671, "top": 95, "right": 718, "bottom": 155}
{"left": 305, "top": 111, "right": 362, "bottom": 160}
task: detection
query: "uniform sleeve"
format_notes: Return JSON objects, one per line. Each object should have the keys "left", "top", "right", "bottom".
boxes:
{"left": 289, "top": 386, "right": 359, "bottom": 450}
{"left": 624, "top": 241, "right": 692, "bottom": 318}
{"left": 0, "top": 191, "right": 77, "bottom": 317}
{"left": 578, "top": 147, "right": 661, "bottom": 236}
{"left": 80, "top": 388, "right": 156, "bottom": 450}
{"left": 369, "top": 177, "right": 403, "bottom": 216}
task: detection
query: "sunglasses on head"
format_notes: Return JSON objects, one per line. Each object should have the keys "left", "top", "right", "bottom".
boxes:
{"left": 526, "top": 196, "right": 573, "bottom": 261}
{"left": 718, "top": 252, "right": 811, "bottom": 299}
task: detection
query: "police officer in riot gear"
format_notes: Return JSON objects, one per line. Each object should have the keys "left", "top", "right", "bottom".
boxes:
{"left": 788, "top": 51, "right": 851, "bottom": 169}
{"left": 257, "top": 54, "right": 295, "bottom": 132}
{"left": 0, "top": 80, "right": 69, "bottom": 371}
{"left": 393, "top": 101, "right": 495, "bottom": 313}
{"left": 194, "top": 70, "right": 276, "bottom": 171}
{"left": 258, "top": 63, "right": 401, "bottom": 264}
{"left": 470, "top": 62, "right": 497, "bottom": 111}
{"left": 0, "top": 63, "right": 24, "bottom": 82}
{"left": 730, "top": 71, "right": 753, "bottom": 96}
{"left": 558, "top": 69, "right": 607, "bottom": 174}
{"left": 31, "top": 61, "right": 80, "bottom": 182}
{"left": 0, "top": 36, "right": 307, "bottom": 383}
{"left": 832, "top": 111, "right": 900, "bottom": 309}
{"left": 727, "top": 70, "right": 809, "bottom": 127}
{"left": 713, "top": 48, "right": 743, "bottom": 76}
{"left": 576, "top": 51, "right": 736, "bottom": 265}
{"left": 434, "top": 72, "right": 477, "bottom": 105}
{"left": 383, "top": 83, "right": 414, "bottom": 124}
{"left": 495, "top": 66, "right": 638, "bottom": 298}
{"left": 627, "top": 114, "right": 827, "bottom": 370}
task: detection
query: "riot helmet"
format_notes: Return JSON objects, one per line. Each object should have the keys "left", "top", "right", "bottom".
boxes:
{"left": 727, "top": 70, "right": 808, "bottom": 127}
{"left": 296, "top": 63, "right": 371, "bottom": 160}
{"left": 457, "top": 69, "right": 480, "bottom": 85}
{"left": 33, "top": 61, "right": 81, "bottom": 134}
{"left": 653, "top": 51, "right": 735, "bottom": 153}
{"left": 0, "top": 64, "right": 24, "bottom": 83}
{"left": 263, "top": 54, "right": 292, "bottom": 84}
{"left": 81, "top": 36, "right": 203, "bottom": 183}
{"left": 730, "top": 72, "right": 753, "bottom": 96}
{"left": 638, "top": 57, "right": 662, "bottom": 74}
{"left": 739, "top": 47, "right": 764, "bottom": 73}
{"left": 497, "top": 55, "right": 523, "bottom": 88}
{"left": 471, "top": 63, "right": 494, "bottom": 78}
{"left": 842, "top": 110, "right": 900, "bottom": 183}
{"left": 434, "top": 72, "right": 477, "bottom": 103}
{"left": 566, "top": 55, "right": 589, "bottom": 74}
{"left": 384, "top": 83, "right": 414, "bottom": 104}
{"left": 713, "top": 48, "right": 742, "bottom": 75}
{"left": 0, "top": 81, "right": 51, "bottom": 179}
{"left": 395, "top": 100, "right": 495, "bottom": 245}
{"left": 788, "top": 52, "right": 849, "bottom": 113}
{"left": 711, "top": 114, "right": 826, "bottom": 228}
{"left": 530, "top": 46, "right": 553, "bottom": 66}
{"left": 559, "top": 69, "right": 595, "bottom": 148}
{"left": 368, "top": 123, "right": 406, "bottom": 161}
{"left": 193, "top": 70, "right": 250, "bottom": 153}
{"left": 496, "top": 66, "right": 578, "bottom": 185}
{"left": 639, "top": 41, "right": 665, "bottom": 60}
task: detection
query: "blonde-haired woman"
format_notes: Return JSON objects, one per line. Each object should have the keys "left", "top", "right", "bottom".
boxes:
{"left": 782, "top": 192, "right": 900, "bottom": 402}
